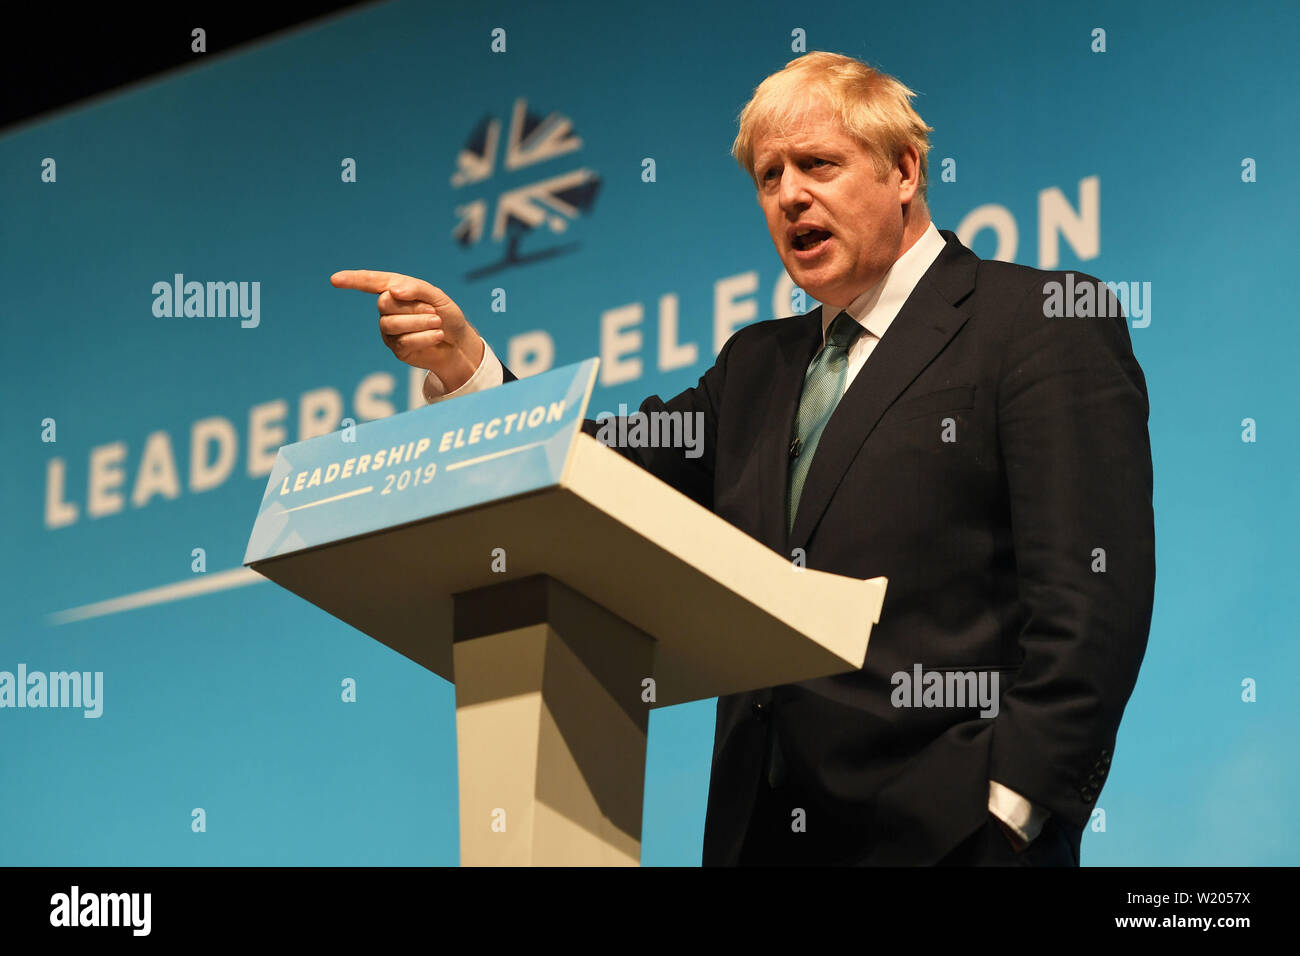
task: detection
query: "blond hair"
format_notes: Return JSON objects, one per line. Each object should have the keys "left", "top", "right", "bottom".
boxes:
{"left": 732, "top": 52, "right": 933, "bottom": 203}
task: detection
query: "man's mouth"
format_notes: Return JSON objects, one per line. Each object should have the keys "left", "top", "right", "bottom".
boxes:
{"left": 792, "top": 228, "right": 832, "bottom": 251}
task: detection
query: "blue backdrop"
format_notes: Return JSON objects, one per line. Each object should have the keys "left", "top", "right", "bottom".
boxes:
{"left": 2, "top": 0, "right": 1297, "bottom": 865}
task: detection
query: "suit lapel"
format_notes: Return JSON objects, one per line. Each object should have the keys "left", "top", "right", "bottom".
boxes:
{"left": 787, "top": 231, "right": 980, "bottom": 552}
{"left": 753, "top": 306, "right": 824, "bottom": 554}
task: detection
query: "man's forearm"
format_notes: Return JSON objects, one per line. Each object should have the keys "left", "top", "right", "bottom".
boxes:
{"left": 988, "top": 279, "right": 1155, "bottom": 827}
{"left": 424, "top": 337, "right": 502, "bottom": 404}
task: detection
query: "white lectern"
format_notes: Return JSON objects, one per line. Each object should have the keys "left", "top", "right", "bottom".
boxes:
{"left": 244, "top": 359, "right": 885, "bottom": 865}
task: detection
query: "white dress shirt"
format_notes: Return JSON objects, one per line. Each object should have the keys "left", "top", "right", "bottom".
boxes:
{"left": 423, "top": 220, "right": 1049, "bottom": 848}
{"left": 830, "top": 219, "right": 946, "bottom": 391}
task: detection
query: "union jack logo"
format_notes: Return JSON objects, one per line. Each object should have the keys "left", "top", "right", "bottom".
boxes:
{"left": 452, "top": 99, "right": 602, "bottom": 279}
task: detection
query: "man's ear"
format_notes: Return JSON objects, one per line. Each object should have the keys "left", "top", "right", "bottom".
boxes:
{"left": 896, "top": 145, "right": 922, "bottom": 204}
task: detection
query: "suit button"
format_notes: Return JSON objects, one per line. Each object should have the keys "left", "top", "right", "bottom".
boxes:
{"left": 752, "top": 701, "right": 767, "bottom": 717}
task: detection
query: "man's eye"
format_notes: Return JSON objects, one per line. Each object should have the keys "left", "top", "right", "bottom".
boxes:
{"left": 809, "top": 158, "right": 829, "bottom": 168}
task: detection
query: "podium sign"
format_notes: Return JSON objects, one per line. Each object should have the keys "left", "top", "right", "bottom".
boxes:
{"left": 246, "top": 359, "right": 598, "bottom": 564}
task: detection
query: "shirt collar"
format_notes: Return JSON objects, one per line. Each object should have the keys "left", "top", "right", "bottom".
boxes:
{"left": 820, "top": 220, "right": 947, "bottom": 345}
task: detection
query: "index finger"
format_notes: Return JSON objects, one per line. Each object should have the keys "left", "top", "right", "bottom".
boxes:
{"left": 330, "top": 269, "right": 406, "bottom": 294}
{"left": 330, "top": 270, "right": 444, "bottom": 304}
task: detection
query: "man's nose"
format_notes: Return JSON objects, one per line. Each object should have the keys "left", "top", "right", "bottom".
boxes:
{"left": 778, "top": 170, "right": 812, "bottom": 211}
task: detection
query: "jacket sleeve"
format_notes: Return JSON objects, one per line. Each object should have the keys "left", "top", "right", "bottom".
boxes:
{"left": 987, "top": 274, "right": 1156, "bottom": 830}
{"left": 501, "top": 329, "right": 746, "bottom": 511}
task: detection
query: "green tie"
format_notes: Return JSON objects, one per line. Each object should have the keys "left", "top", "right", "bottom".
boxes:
{"left": 766, "top": 311, "right": 863, "bottom": 791}
{"left": 787, "top": 310, "right": 863, "bottom": 535}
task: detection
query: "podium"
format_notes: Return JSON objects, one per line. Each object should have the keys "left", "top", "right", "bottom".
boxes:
{"left": 244, "top": 359, "right": 886, "bottom": 865}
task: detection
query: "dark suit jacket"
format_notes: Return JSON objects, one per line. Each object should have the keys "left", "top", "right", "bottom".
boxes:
{"left": 500, "top": 229, "right": 1155, "bottom": 865}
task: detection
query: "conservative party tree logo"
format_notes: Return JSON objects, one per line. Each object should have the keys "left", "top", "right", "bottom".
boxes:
{"left": 451, "top": 98, "right": 602, "bottom": 280}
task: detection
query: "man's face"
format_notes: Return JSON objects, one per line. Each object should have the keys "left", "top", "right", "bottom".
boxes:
{"left": 752, "top": 95, "right": 913, "bottom": 310}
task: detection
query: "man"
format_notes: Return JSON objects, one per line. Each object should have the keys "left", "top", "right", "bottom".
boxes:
{"left": 331, "top": 51, "right": 1155, "bottom": 866}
